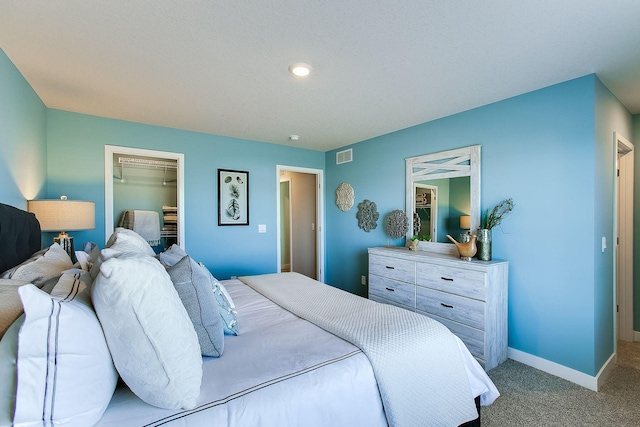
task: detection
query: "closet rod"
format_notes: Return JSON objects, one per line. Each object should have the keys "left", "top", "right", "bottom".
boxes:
{"left": 118, "top": 157, "right": 178, "bottom": 169}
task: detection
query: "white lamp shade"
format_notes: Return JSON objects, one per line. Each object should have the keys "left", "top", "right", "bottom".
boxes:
{"left": 460, "top": 215, "right": 471, "bottom": 230}
{"left": 28, "top": 200, "right": 95, "bottom": 231}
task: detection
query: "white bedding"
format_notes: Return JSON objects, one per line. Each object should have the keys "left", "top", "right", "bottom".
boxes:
{"left": 97, "top": 279, "right": 387, "bottom": 426}
{"left": 240, "top": 273, "right": 499, "bottom": 426}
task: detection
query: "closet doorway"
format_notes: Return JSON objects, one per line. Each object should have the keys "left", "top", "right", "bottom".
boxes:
{"left": 104, "top": 146, "right": 185, "bottom": 249}
{"left": 276, "top": 165, "right": 324, "bottom": 282}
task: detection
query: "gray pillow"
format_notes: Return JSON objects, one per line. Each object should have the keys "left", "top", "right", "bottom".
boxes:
{"left": 169, "top": 256, "right": 224, "bottom": 357}
{"left": 159, "top": 244, "right": 188, "bottom": 268}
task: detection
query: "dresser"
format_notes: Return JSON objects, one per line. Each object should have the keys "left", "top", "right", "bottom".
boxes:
{"left": 368, "top": 247, "right": 508, "bottom": 370}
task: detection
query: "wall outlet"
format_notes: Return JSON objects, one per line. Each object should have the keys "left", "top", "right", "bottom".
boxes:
{"left": 361, "top": 275, "right": 367, "bottom": 286}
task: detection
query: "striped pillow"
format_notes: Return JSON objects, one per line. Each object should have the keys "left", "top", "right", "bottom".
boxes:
{"left": 12, "top": 273, "right": 117, "bottom": 426}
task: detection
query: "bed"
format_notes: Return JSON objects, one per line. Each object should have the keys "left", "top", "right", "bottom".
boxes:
{"left": 0, "top": 202, "right": 498, "bottom": 426}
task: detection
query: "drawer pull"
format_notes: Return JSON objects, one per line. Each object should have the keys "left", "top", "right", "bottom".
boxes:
{"left": 385, "top": 266, "right": 395, "bottom": 270}
{"left": 385, "top": 287, "right": 395, "bottom": 292}
{"left": 440, "top": 302, "right": 454, "bottom": 309}
{"left": 440, "top": 277, "right": 454, "bottom": 282}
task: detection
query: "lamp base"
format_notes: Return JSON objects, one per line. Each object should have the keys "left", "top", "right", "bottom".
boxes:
{"left": 54, "top": 232, "right": 77, "bottom": 264}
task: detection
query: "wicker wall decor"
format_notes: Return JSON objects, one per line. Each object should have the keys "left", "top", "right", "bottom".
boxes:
{"left": 335, "top": 182, "right": 355, "bottom": 212}
{"left": 356, "top": 199, "right": 379, "bottom": 232}
{"left": 385, "top": 209, "right": 409, "bottom": 239}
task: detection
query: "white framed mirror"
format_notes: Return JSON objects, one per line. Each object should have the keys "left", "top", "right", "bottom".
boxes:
{"left": 405, "top": 145, "right": 480, "bottom": 255}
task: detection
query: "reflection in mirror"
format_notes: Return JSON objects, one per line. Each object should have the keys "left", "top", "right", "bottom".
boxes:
{"left": 415, "top": 176, "right": 470, "bottom": 243}
{"left": 406, "top": 145, "right": 480, "bottom": 254}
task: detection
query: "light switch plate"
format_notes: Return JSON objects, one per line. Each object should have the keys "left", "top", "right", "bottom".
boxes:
{"left": 258, "top": 224, "right": 267, "bottom": 233}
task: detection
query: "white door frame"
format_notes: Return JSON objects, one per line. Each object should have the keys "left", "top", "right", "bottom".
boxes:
{"left": 279, "top": 177, "right": 293, "bottom": 272}
{"left": 614, "top": 132, "right": 634, "bottom": 342}
{"left": 276, "top": 165, "right": 324, "bottom": 282}
{"left": 414, "top": 183, "right": 438, "bottom": 241}
{"left": 104, "top": 145, "right": 185, "bottom": 248}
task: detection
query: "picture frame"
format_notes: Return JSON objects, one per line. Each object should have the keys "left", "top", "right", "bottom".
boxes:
{"left": 218, "top": 169, "right": 249, "bottom": 226}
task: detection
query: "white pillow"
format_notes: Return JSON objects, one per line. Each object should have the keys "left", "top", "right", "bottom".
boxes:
{"left": 11, "top": 273, "right": 117, "bottom": 426}
{"left": 92, "top": 253, "right": 202, "bottom": 409}
{"left": 75, "top": 250, "right": 91, "bottom": 271}
{"left": 105, "top": 227, "right": 155, "bottom": 256}
{"left": 0, "top": 315, "right": 23, "bottom": 426}
{"left": 9, "top": 243, "right": 73, "bottom": 286}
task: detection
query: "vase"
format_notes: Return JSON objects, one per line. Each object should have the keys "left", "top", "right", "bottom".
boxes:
{"left": 477, "top": 228, "right": 492, "bottom": 261}
{"left": 409, "top": 239, "right": 420, "bottom": 251}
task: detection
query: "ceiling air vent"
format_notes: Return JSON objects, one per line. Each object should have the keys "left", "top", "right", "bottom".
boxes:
{"left": 336, "top": 148, "right": 353, "bottom": 165}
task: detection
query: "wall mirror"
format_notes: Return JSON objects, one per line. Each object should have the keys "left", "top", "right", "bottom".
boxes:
{"left": 405, "top": 145, "right": 480, "bottom": 255}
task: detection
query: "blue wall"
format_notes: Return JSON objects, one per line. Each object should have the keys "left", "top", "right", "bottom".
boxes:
{"left": 325, "top": 75, "right": 631, "bottom": 376}
{"left": 0, "top": 49, "right": 47, "bottom": 208}
{"left": 594, "top": 78, "right": 633, "bottom": 371}
{"left": 45, "top": 109, "right": 325, "bottom": 279}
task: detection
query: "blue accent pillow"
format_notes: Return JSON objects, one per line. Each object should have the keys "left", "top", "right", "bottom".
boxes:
{"left": 198, "top": 263, "right": 238, "bottom": 335}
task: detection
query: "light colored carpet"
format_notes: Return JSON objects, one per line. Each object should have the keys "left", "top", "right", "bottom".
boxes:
{"left": 481, "top": 342, "right": 640, "bottom": 426}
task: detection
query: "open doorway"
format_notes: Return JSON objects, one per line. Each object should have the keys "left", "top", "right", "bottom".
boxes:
{"left": 615, "top": 132, "right": 634, "bottom": 343}
{"left": 276, "top": 165, "right": 324, "bottom": 282}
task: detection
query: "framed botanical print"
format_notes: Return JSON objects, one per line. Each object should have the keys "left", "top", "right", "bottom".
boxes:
{"left": 218, "top": 169, "right": 249, "bottom": 226}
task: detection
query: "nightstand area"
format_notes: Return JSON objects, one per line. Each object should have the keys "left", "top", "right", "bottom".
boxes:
{"left": 368, "top": 246, "right": 508, "bottom": 370}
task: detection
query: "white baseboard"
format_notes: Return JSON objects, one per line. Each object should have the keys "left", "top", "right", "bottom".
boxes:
{"left": 634, "top": 330, "right": 640, "bottom": 342}
{"left": 507, "top": 347, "right": 615, "bottom": 392}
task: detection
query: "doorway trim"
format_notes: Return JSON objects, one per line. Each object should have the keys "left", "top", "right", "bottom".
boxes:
{"left": 104, "top": 145, "right": 185, "bottom": 248}
{"left": 614, "top": 132, "right": 634, "bottom": 342}
{"left": 276, "top": 165, "right": 324, "bottom": 282}
{"left": 279, "top": 177, "right": 293, "bottom": 272}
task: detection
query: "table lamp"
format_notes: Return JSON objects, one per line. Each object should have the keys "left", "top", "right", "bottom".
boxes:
{"left": 27, "top": 196, "right": 95, "bottom": 264}
{"left": 460, "top": 215, "right": 471, "bottom": 231}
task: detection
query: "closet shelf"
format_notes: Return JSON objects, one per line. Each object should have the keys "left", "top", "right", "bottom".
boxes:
{"left": 118, "top": 157, "right": 177, "bottom": 170}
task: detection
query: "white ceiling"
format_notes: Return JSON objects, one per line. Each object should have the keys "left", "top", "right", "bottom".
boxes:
{"left": 1, "top": 1, "right": 639, "bottom": 152}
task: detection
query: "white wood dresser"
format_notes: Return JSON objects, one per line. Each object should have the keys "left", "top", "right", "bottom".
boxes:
{"left": 368, "top": 246, "right": 508, "bottom": 370}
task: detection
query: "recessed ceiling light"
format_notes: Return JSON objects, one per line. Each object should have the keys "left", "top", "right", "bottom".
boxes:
{"left": 289, "top": 63, "right": 312, "bottom": 77}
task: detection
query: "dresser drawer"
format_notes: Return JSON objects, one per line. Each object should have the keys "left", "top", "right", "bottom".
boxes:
{"left": 416, "top": 263, "right": 486, "bottom": 300}
{"left": 369, "top": 275, "right": 416, "bottom": 308}
{"left": 421, "top": 312, "right": 485, "bottom": 361}
{"left": 416, "top": 287, "right": 484, "bottom": 330}
{"left": 369, "top": 254, "right": 415, "bottom": 283}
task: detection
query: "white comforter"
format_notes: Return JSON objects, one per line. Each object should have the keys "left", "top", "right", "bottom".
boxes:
{"left": 97, "top": 278, "right": 387, "bottom": 426}
{"left": 240, "top": 273, "right": 499, "bottom": 427}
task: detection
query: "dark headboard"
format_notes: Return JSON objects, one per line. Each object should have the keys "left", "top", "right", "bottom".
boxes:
{"left": 0, "top": 203, "right": 41, "bottom": 272}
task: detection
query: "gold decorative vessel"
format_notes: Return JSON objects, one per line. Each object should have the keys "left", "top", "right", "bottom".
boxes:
{"left": 447, "top": 234, "right": 477, "bottom": 261}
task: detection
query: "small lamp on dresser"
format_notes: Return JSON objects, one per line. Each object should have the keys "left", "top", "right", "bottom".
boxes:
{"left": 459, "top": 215, "right": 471, "bottom": 242}
{"left": 27, "top": 196, "right": 95, "bottom": 264}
